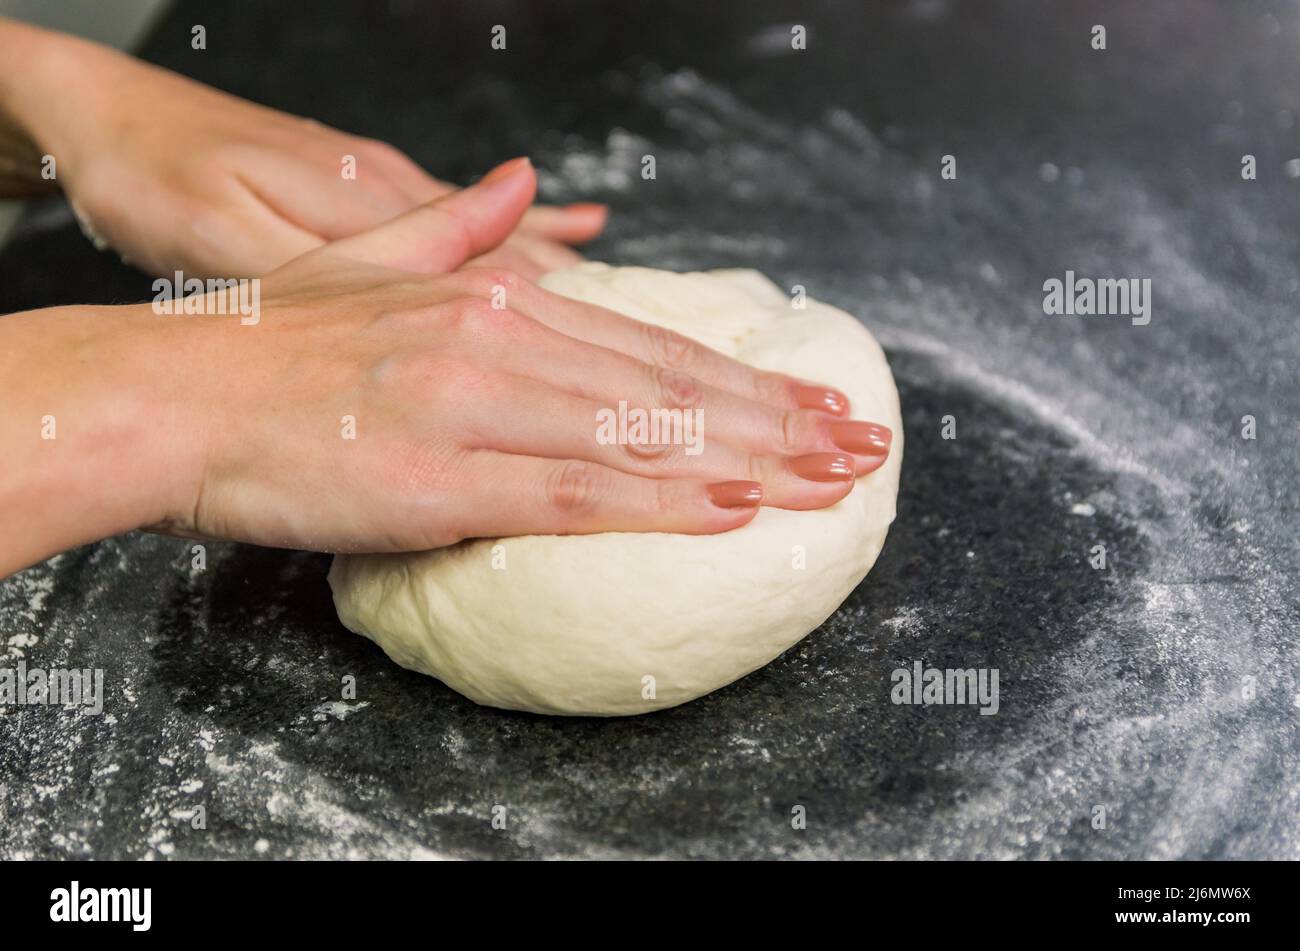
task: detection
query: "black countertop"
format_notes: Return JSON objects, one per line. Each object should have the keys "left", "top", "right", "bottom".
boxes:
{"left": 1, "top": 0, "right": 1296, "bottom": 859}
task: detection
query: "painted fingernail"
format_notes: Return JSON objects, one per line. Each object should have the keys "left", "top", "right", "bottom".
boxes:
{"left": 793, "top": 383, "right": 850, "bottom": 416}
{"left": 789, "top": 452, "right": 855, "bottom": 482}
{"left": 481, "top": 156, "right": 533, "bottom": 184}
{"left": 855, "top": 453, "right": 889, "bottom": 476}
{"left": 829, "top": 421, "right": 892, "bottom": 455}
{"left": 707, "top": 480, "right": 764, "bottom": 508}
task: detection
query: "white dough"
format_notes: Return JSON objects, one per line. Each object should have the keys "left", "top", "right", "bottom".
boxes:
{"left": 329, "top": 264, "right": 903, "bottom": 716}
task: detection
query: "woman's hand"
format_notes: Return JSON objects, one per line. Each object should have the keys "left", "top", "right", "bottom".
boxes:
{"left": 0, "top": 18, "right": 606, "bottom": 279}
{"left": 1, "top": 158, "right": 891, "bottom": 576}
{"left": 146, "top": 158, "right": 891, "bottom": 553}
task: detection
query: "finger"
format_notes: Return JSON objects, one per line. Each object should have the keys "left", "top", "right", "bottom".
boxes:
{"left": 369, "top": 143, "right": 607, "bottom": 245}
{"left": 454, "top": 451, "right": 763, "bottom": 538}
{"left": 439, "top": 300, "right": 884, "bottom": 472}
{"left": 430, "top": 277, "right": 888, "bottom": 470}
{"left": 322, "top": 156, "right": 536, "bottom": 274}
{"left": 453, "top": 370, "right": 860, "bottom": 510}
{"left": 520, "top": 203, "right": 609, "bottom": 244}
{"left": 507, "top": 232, "right": 586, "bottom": 272}
{"left": 473, "top": 275, "right": 852, "bottom": 416}
{"left": 485, "top": 232, "right": 585, "bottom": 275}
{"left": 467, "top": 233, "right": 585, "bottom": 282}
{"left": 465, "top": 244, "right": 549, "bottom": 281}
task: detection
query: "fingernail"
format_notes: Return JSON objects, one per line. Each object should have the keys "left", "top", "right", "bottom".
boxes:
{"left": 855, "top": 453, "right": 889, "bottom": 476}
{"left": 789, "top": 452, "right": 855, "bottom": 482}
{"left": 793, "top": 383, "right": 850, "bottom": 416}
{"left": 707, "top": 480, "right": 764, "bottom": 508}
{"left": 829, "top": 421, "right": 892, "bottom": 455}
{"left": 481, "top": 156, "right": 533, "bottom": 184}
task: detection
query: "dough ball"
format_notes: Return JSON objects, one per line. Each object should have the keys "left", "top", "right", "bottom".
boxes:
{"left": 329, "top": 264, "right": 903, "bottom": 715}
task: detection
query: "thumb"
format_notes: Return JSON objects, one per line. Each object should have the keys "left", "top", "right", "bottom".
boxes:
{"left": 322, "top": 157, "right": 536, "bottom": 273}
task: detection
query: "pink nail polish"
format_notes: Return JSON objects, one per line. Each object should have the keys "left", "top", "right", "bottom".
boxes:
{"left": 793, "top": 383, "right": 850, "bottom": 416}
{"left": 829, "top": 421, "right": 892, "bottom": 455}
{"left": 708, "top": 481, "right": 764, "bottom": 508}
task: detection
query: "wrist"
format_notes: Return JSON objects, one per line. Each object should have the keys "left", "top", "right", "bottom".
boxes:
{"left": 0, "top": 302, "right": 205, "bottom": 575}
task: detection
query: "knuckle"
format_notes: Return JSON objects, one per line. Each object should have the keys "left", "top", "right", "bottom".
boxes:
{"left": 643, "top": 323, "right": 699, "bottom": 370}
{"left": 653, "top": 367, "right": 703, "bottom": 410}
{"left": 776, "top": 409, "right": 803, "bottom": 454}
{"left": 443, "top": 297, "right": 519, "bottom": 339}
{"left": 479, "top": 267, "right": 523, "bottom": 293}
{"left": 545, "top": 461, "right": 610, "bottom": 515}
{"left": 622, "top": 436, "right": 677, "bottom": 466}
{"left": 652, "top": 476, "right": 680, "bottom": 516}
{"left": 458, "top": 267, "right": 522, "bottom": 298}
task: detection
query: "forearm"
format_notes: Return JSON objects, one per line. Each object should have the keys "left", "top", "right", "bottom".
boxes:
{"left": 0, "top": 303, "right": 196, "bottom": 577}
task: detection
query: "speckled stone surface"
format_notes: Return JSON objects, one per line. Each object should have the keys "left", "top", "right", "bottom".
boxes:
{"left": 1, "top": 0, "right": 1297, "bottom": 859}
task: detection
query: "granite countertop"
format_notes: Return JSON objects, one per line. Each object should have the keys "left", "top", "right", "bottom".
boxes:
{"left": 1, "top": 0, "right": 1296, "bottom": 859}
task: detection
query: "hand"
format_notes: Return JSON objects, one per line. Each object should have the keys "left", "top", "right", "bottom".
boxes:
{"left": 129, "top": 159, "right": 892, "bottom": 554}
{"left": 1, "top": 159, "right": 892, "bottom": 575}
{"left": 0, "top": 20, "right": 605, "bottom": 279}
